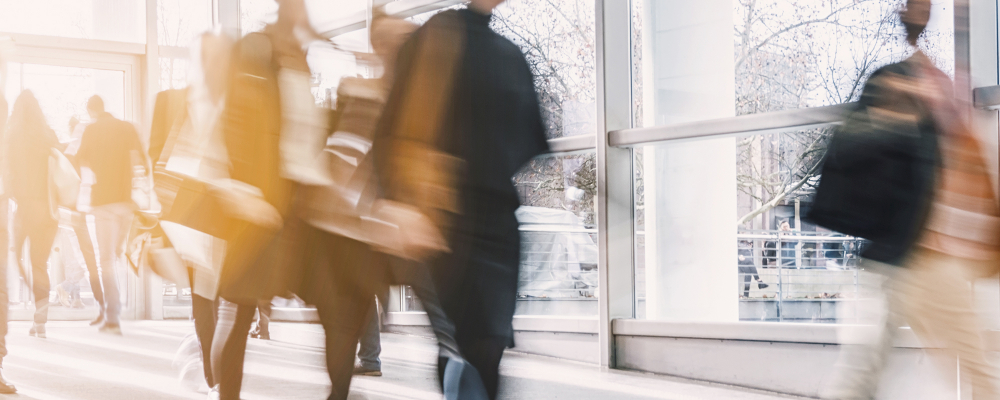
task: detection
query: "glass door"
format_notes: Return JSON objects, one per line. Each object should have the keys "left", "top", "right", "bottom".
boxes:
{"left": 2, "top": 58, "right": 134, "bottom": 322}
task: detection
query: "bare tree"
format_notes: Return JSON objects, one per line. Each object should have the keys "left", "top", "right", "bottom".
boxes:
{"left": 734, "top": 0, "right": 953, "bottom": 228}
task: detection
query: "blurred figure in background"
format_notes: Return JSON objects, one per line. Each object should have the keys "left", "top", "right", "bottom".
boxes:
{"left": 63, "top": 112, "right": 104, "bottom": 327}
{"left": 816, "top": 0, "right": 1000, "bottom": 398}
{"left": 149, "top": 31, "right": 234, "bottom": 397}
{"left": 738, "top": 240, "right": 767, "bottom": 298}
{"left": 209, "top": 0, "right": 325, "bottom": 398}
{"left": 375, "top": 0, "right": 549, "bottom": 397}
{"left": 75, "top": 95, "right": 148, "bottom": 335}
{"left": 6, "top": 90, "right": 61, "bottom": 340}
{"left": 296, "top": 9, "right": 416, "bottom": 395}
{"left": 0, "top": 94, "right": 18, "bottom": 393}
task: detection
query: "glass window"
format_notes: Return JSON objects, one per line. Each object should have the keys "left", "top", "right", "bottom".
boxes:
{"left": 0, "top": 0, "right": 145, "bottom": 43}
{"left": 514, "top": 152, "right": 597, "bottom": 316}
{"left": 493, "top": 0, "right": 596, "bottom": 139}
{"left": 158, "top": 0, "right": 214, "bottom": 47}
{"left": 631, "top": 0, "right": 956, "bottom": 323}
{"left": 4, "top": 63, "right": 127, "bottom": 139}
{"left": 160, "top": 57, "right": 189, "bottom": 91}
{"left": 631, "top": 0, "right": 954, "bottom": 127}
{"left": 240, "top": 0, "right": 278, "bottom": 35}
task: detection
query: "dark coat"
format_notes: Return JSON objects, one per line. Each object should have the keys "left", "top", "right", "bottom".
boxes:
{"left": 376, "top": 9, "right": 549, "bottom": 343}
{"left": 148, "top": 88, "right": 188, "bottom": 164}
{"left": 215, "top": 31, "right": 300, "bottom": 304}
{"left": 808, "top": 55, "right": 941, "bottom": 266}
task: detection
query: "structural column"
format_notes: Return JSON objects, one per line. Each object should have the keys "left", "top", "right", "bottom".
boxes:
{"left": 642, "top": 0, "right": 737, "bottom": 322}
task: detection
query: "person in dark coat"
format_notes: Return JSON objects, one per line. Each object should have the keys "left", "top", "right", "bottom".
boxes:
{"left": 5, "top": 91, "right": 61, "bottom": 339}
{"left": 374, "top": 0, "right": 550, "bottom": 397}
{"left": 208, "top": 1, "right": 320, "bottom": 399}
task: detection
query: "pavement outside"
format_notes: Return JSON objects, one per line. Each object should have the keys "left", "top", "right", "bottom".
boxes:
{"left": 0, "top": 320, "right": 807, "bottom": 399}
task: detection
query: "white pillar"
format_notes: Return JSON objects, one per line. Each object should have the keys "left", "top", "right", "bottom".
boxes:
{"left": 643, "top": 0, "right": 738, "bottom": 322}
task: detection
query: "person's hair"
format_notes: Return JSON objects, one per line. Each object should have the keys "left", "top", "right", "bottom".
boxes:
{"left": 8, "top": 90, "right": 52, "bottom": 136}
{"left": 87, "top": 95, "right": 105, "bottom": 114}
{"left": 901, "top": 0, "right": 931, "bottom": 45}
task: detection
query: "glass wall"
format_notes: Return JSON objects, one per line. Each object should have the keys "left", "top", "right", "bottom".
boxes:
{"left": 158, "top": 0, "right": 214, "bottom": 47}
{"left": 631, "top": 0, "right": 956, "bottom": 322}
{"left": 0, "top": 0, "right": 145, "bottom": 43}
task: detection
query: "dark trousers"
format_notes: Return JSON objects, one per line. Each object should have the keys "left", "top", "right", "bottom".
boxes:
{"left": 739, "top": 266, "right": 761, "bottom": 297}
{"left": 13, "top": 206, "right": 58, "bottom": 326}
{"left": 192, "top": 293, "right": 218, "bottom": 387}
{"left": 70, "top": 211, "right": 103, "bottom": 314}
{"left": 188, "top": 268, "right": 219, "bottom": 387}
{"left": 210, "top": 300, "right": 256, "bottom": 400}
{"left": 308, "top": 232, "right": 382, "bottom": 400}
{"left": 357, "top": 296, "right": 382, "bottom": 370}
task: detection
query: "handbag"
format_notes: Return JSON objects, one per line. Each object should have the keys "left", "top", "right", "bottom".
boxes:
{"left": 48, "top": 148, "right": 81, "bottom": 219}
{"left": 155, "top": 170, "right": 243, "bottom": 240}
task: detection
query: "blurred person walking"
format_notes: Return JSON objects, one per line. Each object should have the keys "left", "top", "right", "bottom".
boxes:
{"left": 209, "top": 1, "right": 327, "bottom": 398}
{"left": 63, "top": 114, "right": 104, "bottom": 325}
{"left": 0, "top": 95, "right": 18, "bottom": 393}
{"left": 814, "top": 0, "right": 1000, "bottom": 398}
{"left": 5, "top": 90, "right": 62, "bottom": 339}
{"left": 74, "top": 95, "right": 148, "bottom": 335}
{"left": 374, "top": 0, "right": 549, "bottom": 398}
{"left": 149, "top": 31, "right": 234, "bottom": 397}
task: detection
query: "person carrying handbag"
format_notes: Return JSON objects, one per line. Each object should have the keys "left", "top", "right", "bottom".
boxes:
{"left": 815, "top": 1, "right": 1000, "bottom": 398}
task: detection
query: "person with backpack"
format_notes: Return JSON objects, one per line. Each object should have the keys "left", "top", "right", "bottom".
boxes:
{"left": 814, "top": 0, "right": 1000, "bottom": 397}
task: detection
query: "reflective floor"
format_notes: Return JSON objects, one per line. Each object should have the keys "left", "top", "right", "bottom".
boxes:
{"left": 0, "top": 321, "right": 805, "bottom": 399}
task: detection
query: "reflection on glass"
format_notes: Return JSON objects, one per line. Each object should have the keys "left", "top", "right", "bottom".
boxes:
{"left": 635, "top": 129, "right": 887, "bottom": 323}
{"left": 160, "top": 57, "right": 190, "bottom": 91}
{"left": 630, "top": 0, "right": 954, "bottom": 127}
{"left": 158, "top": 0, "right": 214, "bottom": 47}
{"left": 0, "top": 0, "right": 145, "bottom": 43}
{"left": 514, "top": 152, "right": 597, "bottom": 316}
{"left": 240, "top": 0, "right": 278, "bottom": 35}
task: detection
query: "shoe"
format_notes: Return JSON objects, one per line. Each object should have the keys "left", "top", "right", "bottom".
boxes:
{"left": 249, "top": 326, "right": 270, "bottom": 340}
{"left": 758, "top": 282, "right": 770, "bottom": 289}
{"left": 90, "top": 313, "right": 105, "bottom": 326}
{"left": 28, "top": 324, "right": 45, "bottom": 339}
{"left": 72, "top": 299, "right": 85, "bottom": 309}
{"left": 99, "top": 322, "right": 122, "bottom": 335}
{"left": 352, "top": 363, "right": 382, "bottom": 377}
{"left": 207, "top": 385, "right": 220, "bottom": 400}
{"left": 0, "top": 368, "right": 16, "bottom": 394}
{"left": 56, "top": 286, "right": 72, "bottom": 307}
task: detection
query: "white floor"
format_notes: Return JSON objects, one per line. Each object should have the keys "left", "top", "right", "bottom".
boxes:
{"left": 0, "top": 320, "right": 807, "bottom": 399}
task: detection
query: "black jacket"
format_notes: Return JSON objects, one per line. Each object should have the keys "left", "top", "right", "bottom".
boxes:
{"left": 808, "top": 56, "right": 941, "bottom": 265}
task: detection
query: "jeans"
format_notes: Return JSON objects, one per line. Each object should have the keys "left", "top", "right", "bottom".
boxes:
{"left": 91, "top": 202, "right": 134, "bottom": 325}
{"left": 13, "top": 203, "right": 58, "bottom": 326}
{"left": 71, "top": 211, "right": 103, "bottom": 313}
{"left": 357, "top": 296, "right": 382, "bottom": 370}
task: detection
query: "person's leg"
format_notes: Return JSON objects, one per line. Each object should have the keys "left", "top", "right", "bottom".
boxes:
{"left": 92, "top": 204, "right": 132, "bottom": 328}
{"left": 457, "top": 335, "right": 506, "bottom": 400}
{"left": 192, "top": 293, "right": 218, "bottom": 387}
{"left": 356, "top": 296, "right": 382, "bottom": 373}
{"left": 740, "top": 267, "right": 752, "bottom": 297}
{"left": 71, "top": 211, "right": 103, "bottom": 317}
{"left": 820, "top": 259, "right": 905, "bottom": 400}
{"left": 211, "top": 301, "right": 256, "bottom": 400}
{"left": 251, "top": 298, "right": 271, "bottom": 340}
{"left": 904, "top": 250, "right": 1000, "bottom": 399}
{"left": 0, "top": 200, "right": 12, "bottom": 393}
{"left": 27, "top": 218, "right": 57, "bottom": 329}
{"left": 317, "top": 295, "right": 373, "bottom": 400}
